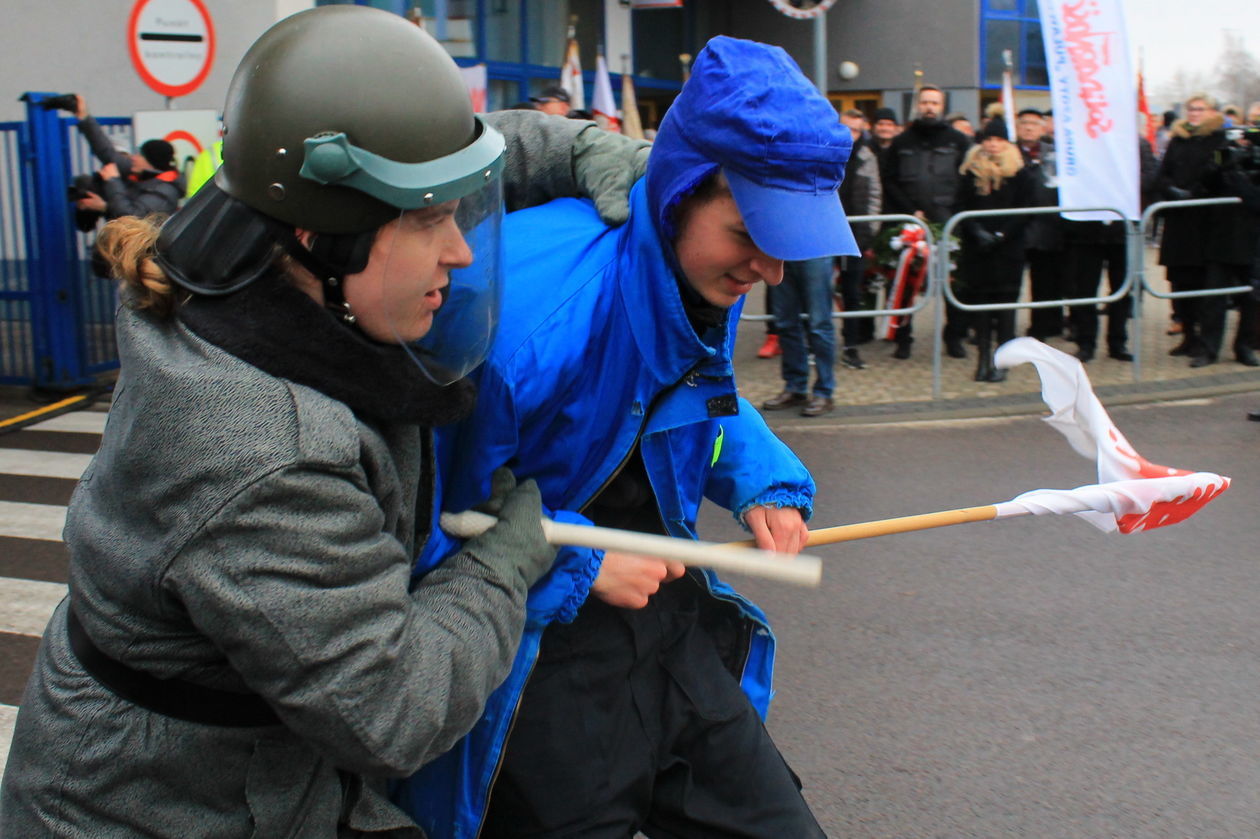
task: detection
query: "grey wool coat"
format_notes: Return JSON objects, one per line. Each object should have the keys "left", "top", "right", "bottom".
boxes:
{"left": 0, "top": 109, "right": 649, "bottom": 838}
{"left": 0, "top": 301, "right": 533, "bottom": 837}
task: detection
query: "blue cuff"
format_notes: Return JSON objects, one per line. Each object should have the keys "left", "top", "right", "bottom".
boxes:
{"left": 735, "top": 489, "right": 814, "bottom": 529}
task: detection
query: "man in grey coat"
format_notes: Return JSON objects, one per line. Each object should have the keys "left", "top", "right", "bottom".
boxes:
{"left": 0, "top": 8, "right": 649, "bottom": 837}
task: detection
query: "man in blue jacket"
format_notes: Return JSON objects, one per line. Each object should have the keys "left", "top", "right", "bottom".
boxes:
{"left": 398, "top": 37, "right": 858, "bottom": 838}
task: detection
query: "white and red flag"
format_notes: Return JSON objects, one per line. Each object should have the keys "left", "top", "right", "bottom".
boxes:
{"left": 559, "top": 26, "right": 585, "bottom": 112}
{"left": 994, "top": 338, "right": 1230, "bottom": 533}
{"left": 592, "top": 52, "right": 620, "bottom": 133}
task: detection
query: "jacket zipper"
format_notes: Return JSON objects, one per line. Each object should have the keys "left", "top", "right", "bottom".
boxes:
{"left": 472, "top": 362, "right": 706, "bottom": 836}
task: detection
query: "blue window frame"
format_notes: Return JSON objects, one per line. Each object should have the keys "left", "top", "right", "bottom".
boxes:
{"left": 980, "top": 0, "right": 1049, "bottom": 90}
{"left": 315, "top": 0, "right": 683, "bottom": 114}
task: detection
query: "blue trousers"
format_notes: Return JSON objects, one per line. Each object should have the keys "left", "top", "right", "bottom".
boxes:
{"left": 772, "top": 258, "right": 836, "bottom": 398}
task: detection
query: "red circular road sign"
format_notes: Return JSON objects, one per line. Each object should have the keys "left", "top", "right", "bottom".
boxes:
{"left": 127, "top": 0, "right": 216, "bottom": 99}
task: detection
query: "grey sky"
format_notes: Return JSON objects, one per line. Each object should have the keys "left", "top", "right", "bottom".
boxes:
{"left": 1119, "top": 0, "right": 1260, "bottom": 104}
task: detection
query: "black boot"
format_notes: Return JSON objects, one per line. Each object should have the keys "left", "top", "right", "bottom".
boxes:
{"left": 987, "top": 349, "right": 1006, "bottom": 382}
{"left": 974, "top": 344, "right": 993, "bottom": 381}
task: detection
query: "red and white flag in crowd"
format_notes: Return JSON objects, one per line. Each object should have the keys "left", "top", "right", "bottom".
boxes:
{"left": 993, "top": 338, "right": 1230, "bottom": 533}
{"left": 559, "top": 26, "right": 585, "bottom": 112}
{"left": 1038, "top": 0, "right": 1139, "bottom": 220}
{"left": 592, "top": 52, "right": 620, "bottom": 133}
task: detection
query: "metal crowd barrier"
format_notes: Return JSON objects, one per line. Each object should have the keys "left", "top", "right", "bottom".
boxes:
{"left": 934, "top": 205, "right": 1134, "bottom": 397}
{"left": 738, "top": 213, "right": 934, "bottom": 323}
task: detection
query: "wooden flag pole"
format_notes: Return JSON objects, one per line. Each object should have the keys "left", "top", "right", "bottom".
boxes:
{"left": 724, "top": 505, "right": 1001, "bottom": 549}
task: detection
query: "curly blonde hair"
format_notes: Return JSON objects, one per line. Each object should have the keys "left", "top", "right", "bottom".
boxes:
{"left": 94, "top": 215, "right": 180, "bottom": 318}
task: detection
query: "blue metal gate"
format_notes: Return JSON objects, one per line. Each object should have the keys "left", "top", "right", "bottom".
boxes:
{"left": 0, "top": 93, "right": 130, "bottom": 389}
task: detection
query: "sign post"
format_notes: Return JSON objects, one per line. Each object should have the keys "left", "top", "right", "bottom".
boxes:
{"left": 128, "top": 0, "right": 216, "bottom": 103}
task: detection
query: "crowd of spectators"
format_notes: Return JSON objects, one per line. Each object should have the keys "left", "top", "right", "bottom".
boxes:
{"left": 758, "top": 87, "right": 1260, "bottom": 414}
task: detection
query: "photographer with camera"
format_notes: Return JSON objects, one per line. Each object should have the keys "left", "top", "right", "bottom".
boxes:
{"left": 56, "top": 94, "right": 184, "bottom": 227}
{"left": 1199, "top": 123, "right": 1260, "bottom": 368}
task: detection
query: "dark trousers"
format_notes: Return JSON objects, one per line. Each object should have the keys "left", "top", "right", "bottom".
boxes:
{"left": 1166, "top": 265, "right": 1203, "bottom": 346}
{"left": 1027, "top": 249, "right": 1067, "bottom": 339}
{"left": 1199, "top": 262, "right": 1260, "bottom": 359}
{"left": 481, "top": 575, "right": 824, "bottom": 839}
{"left": 836, "top": 255, "right": 872, "bottom": 348}
{"left": 1068, "top": 241, "right": 1131, "bottom": 352}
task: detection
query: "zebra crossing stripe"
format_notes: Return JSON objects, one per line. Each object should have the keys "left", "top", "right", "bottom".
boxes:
{"left": 26, "top": 411, "right": 109, "bottom": 435}
{"left": 0, "top": 501, "right": 67, "bottom": 542}
{"left": 0, "top": 449, "right": 92, "bottom": 481}
{"left": 0, "top": 577, "right": 66, "bottom": 637}
{"left": 1, "top": 702, "right": 17, "bottom": 778}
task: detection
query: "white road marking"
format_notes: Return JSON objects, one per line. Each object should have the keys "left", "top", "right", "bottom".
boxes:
{"left": 0, "top": 501, "right": 67, "bottom": 542}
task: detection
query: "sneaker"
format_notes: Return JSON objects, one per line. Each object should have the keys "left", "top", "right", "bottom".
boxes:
{"left": 756, "top": 334, "right": 781, "bottom": 359}
{"left": 841, "top": 348, "right": 866, "bottom": 370}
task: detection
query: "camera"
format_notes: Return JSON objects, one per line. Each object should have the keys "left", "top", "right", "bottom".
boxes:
{"left": 1220, "top": 127, "right": 1260, "bottom": 172}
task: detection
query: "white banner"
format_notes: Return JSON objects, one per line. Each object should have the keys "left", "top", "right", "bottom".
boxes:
{"left": 1038, "top": 0, "right": 1139, "bottom": 221}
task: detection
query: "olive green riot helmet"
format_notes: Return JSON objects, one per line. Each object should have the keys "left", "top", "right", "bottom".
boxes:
{"left": 216, "top": 5, "right": 503, "bottom": 235}
{"left": 156, "top": 5, "right": 507, "bottom": 386}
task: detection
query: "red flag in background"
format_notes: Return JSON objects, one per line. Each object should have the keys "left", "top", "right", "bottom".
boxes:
{"left": 1137, "top": 65, "right": 1158, "bottom": 147}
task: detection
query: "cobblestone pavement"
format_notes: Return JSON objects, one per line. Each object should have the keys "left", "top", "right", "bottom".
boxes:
{"left": 737, "top": 245, "right": 1260, "bottom": 424}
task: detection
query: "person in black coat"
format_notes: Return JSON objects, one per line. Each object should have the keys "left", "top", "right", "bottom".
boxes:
{"left": 1063, "top": 137, "right": 1160, "bottom": 362}
{"left": 1154, "top": 95, "right": 1228, "bottom": 361}
{"left": 954, "top": 118, "right": 1035, "bottom": 382}
{"left": 881, "top": 85, "right": 973, "bottom": 359}
{"left": 1198, "top": 133, "right": 1260, "bottom": 366}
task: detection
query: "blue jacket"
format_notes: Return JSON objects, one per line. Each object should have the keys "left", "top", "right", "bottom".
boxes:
{"left": 394, "top": 181, "right": 815, "bottom": 838}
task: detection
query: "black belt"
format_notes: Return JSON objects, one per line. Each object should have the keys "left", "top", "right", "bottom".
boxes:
{"left": 67, "top": 607, "right": 281, "bottom": 727}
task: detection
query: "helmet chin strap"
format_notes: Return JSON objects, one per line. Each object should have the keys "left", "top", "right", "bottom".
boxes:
{"left": 270, "top": 223, "right": 375, "bottom": 326}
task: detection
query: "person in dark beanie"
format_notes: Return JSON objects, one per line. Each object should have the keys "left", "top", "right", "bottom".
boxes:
{"left": 870, "top": 105, "right": 900, "bottom": 170}
{"left": 954, "top": 117, "right": 1035, "bottom": 381}
{"left": 69, "top": 95, "right": 184, "bottom": 224}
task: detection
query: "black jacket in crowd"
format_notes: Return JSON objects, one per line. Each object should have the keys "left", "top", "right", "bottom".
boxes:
{"left": 881, "top": 119, "right": 973, "bottom": 222}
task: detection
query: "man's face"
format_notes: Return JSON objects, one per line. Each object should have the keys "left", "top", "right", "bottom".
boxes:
{"left": 129, "top": 152, "right": 154, "bottom": 173}
{"left": 535, "top": 99, "right": 569, "bottom": 117}
{"left": 872, "top": 119, "right": 898, "bottom": 140}
{"left": 1016, "top": 114, "right": 1045, "bottom": 144}
{"left": 1246, "top": 104, "right": 1260, "bottom": 126}
{"left": 839, "top": 113, "right": 863, "bottom": 140}
{"left": 951, "top": 118, "right": 974, "bottom": 137}
{"left": 342, "top": 203, "right": 474, "bottom": 344}
{"left": 674, "top": 191, "right": 784, "bottom": 308}
{"left": 1184, "top": 99, "right": 1214, "bottom": 127}
{"left": 917, "top": 90, "right": 945, "bottom": 120}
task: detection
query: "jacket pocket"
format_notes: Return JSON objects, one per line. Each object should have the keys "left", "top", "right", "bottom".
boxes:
{"left": 245, "top": 737, "right": 342, "bottom": 838}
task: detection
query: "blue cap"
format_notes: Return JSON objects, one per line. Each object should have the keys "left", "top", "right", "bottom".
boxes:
{"left": 646, "top": 36, "right": 859, "bottom": 261}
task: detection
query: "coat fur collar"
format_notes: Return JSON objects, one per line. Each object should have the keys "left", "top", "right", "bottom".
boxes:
{"left": 1171, "top": 113, "right": 1226, "bottom": 139}
{"left": 960, "top": 142, "right": 1024, "bottom": 195}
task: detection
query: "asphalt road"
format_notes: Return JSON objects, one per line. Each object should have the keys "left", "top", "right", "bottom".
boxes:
{"left": 701, "top": 392, "right": 1260, "bottom": 838}
{"left": 3, "top": 393, "right": 1258, "bottom": 837}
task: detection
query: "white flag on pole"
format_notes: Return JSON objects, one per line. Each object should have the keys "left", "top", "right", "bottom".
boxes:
{"left": 560, "top": 32, "right": 585, "bottom": 111}
{"left": 995, "top": 338, "right": 1230, "bottom": 532}
{"left": 592, "top": 53, "right": 620, "bottom": 133}
{"left": 1038, "top": 0, "right": 1139, "bottom": 220}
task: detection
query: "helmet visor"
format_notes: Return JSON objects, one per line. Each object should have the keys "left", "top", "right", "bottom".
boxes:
{"left": 367, "top": 172, "right": 504, "bottom": 386}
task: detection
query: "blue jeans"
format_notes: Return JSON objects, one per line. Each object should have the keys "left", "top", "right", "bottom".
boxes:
{"left": 772, "top": 257, "right": 835, "bottom": 398}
